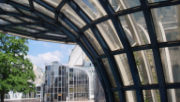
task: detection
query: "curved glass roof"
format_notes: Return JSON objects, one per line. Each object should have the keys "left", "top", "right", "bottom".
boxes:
{"left": 1, "top": 0, "right": 180, "bottom": 102}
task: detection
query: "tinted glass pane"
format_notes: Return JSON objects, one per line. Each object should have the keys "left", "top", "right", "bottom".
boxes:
{"left": 102, "top": 58, "right": 116, "bottom": 88}
{"left": 74, "top": 0, "right": 107, "bottom": 20}
{"left": 143, "top": 90, "right": 161, "bottom": 102}
{"left": 134, "top": 49, "right": 158, "bottom": 85}
{"left": 126, "top": 91, "right": 137, "bottom": 102}
{"left": 84, "top": 29, "right": 104, "bottom": 55}
{"left": 97, "top": 19, "right": 123, "bottom": 51}
{"left": 114, "top": 54, "right": 134, "bottom": 86}
{"left": 108, "top": 0, "right": 141, "bottom": 12}
{"left": 61, "top": 4, "right": 86, "bottom": 28}
{"left": 160, "top": 46, "right": 180, "bottom": 83}
{"left": 119, "top": 11, "right": 150, "bottom": 47}
{"left": 151, "top": 5, "right": 180, "bottom": 42}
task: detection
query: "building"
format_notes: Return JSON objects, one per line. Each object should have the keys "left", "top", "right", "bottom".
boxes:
{"left": 68, "top": 45, "right": 105, "bottom": 102}
{"left": 44, "top": 61, "right": 92, "bottom": 101}
{"left": 1, "top": 0, "right": 180, "bottom": 102}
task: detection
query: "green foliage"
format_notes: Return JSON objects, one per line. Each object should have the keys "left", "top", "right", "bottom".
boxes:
{"left": 0, "top": 33, "right": 36, "bottom": 98}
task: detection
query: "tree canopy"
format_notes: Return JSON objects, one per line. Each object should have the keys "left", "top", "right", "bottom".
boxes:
{"left": 0, "top": 33, "right": 36, "bottom": 102}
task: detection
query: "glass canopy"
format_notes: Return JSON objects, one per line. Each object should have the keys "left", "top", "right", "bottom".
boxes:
{"left": 0, "top": 0, "right": 180, "bottom": 102}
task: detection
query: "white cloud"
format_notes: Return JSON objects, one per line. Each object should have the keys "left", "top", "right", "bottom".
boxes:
{"left": 44, "top": 42, "right": 52, "bottom": 48}
{"left": 27, "top": 51, "right": 63, "bottom": 71}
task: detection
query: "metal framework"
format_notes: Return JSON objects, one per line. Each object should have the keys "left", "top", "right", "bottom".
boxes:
{"left": 1, "top": 0, "right": 180, "bottom": 102}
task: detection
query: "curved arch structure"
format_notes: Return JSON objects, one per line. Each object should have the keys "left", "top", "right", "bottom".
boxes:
{"left": 1, "top": 0, "right": 180, "bottom": 102}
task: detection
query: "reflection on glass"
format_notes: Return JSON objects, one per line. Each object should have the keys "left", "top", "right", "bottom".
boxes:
{"left": 108, "top": 0, "right": 140, "bottom": 12}
{"left": 0, "top": 3, "right": 17, "bottom": 12}
{"left": 167, "top": 89, "right": 180, "bottom": 102}
{"left": 80, "top": 38, "right": 96, "bottom": 58}
{"left": 33, "top": 1, "right": 54, "bottom": 18}
{"left": 18, "top": 17, "right": 35, "bottom": 23}
{"left": 0, "top": 15, "right": 22, "bottom": 23}
{"left": 97, "top": 19, "right": 123, "bottom": 51}
{"left": 11, "top": 0, "right": 29, "bottom": 6}
{"left": 126, "top": 91, "right": 137, "bottom": 102}
{"left": 0, "top": 19, "right": 10, "bottom": 25}
{"left": 102, "top": 58, "right": 117, "bottom": 88}
{"left": 58, "top": 17, "right": 78, "bottom": 36}
{"left": 134, "top": 49, "right": 158, "bottom": 85}
{"left": 160, "top": 46, "right": 180, "bottom": 83}
{"left": 148, "top": 0, "right": 167, "bottom": 3}
{"left": 43, "top": 0, "right": 62, "bottom": 7}
{"left": 84, "top": 29, "right": 104, "bottom": 55}
{"left": 114, "top": 54, "right": 134, "bottom": 86}
{"left": 74, "top": 0, "right": 107, "bottom": 20}
{"left": 61, "top": 4, "right": 86, "bottom": 28}
{"left": 143, "top": 90, "right": 161, "bottom": 102}
{"left": 119, "top": 12, "right": 151, "bottom": 47}
{"left": 151, "top": 5, "right": 180, "bottom": 42}
{"left": 29, "top": 25, "right": 46, "bottom": 31}
{"left": 114, "top": 92, "right": 120, "bottom": 102}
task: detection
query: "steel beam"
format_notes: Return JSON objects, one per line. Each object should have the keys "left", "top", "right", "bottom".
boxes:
{"left": 139, "top": 0, "right": 168, "bottom": 101}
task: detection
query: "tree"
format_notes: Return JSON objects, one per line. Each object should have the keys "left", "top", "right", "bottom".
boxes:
{"left": 0, "top": 33, "right": 36, "bottom": 102}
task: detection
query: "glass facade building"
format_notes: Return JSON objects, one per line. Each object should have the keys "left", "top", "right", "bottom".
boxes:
{"left": 45, "top": 62, "right": 93, "bottom": 101}
{"left": 1, "top": 0, "right": 180, "bottom": 102}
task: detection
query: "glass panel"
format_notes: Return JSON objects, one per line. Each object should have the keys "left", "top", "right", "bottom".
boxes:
{"left": 33, "top": 1, "right": 54, "bottom": 18}
{"left": 74, "top": 0, "right": 107, "bottom": 20}
{"left": 18, "top": 17, "right": 35, "bottom": 23}
{"left": 43, "top": 0, "right": 62, "bottom": 7}
{"left": 167, "top": 89, "right": 180, "bottom": 102}
{"left": 84, "top": 29, "right": 104, "bottom": 55}
{"left": 148, "top": 0, "right": 167, "bottom": 3}
{"left": 11, "top": 0, "right": 29, "bottom": 6}
{"left": 114, "top": 92, "right": 120, "bottom": 102}
{"left": 61, "top": 4, "right": 86, "bottom": 28}
{"left": 0, "top": 15, "right": 22, "bottom": 23}
{"left": 0, "top": 19, "right": 10, "bottom": 24}
{"left": 97, "top": 19, "right": 123, "bottom": 51}
{"left": 0, "top": 3, "right": 17, "bottom": 12}
{"left": 134, "top": 49, "right": 158, "bottom": 85}
{"left": 58, "top": 17, "right": 78, "bottom": 36}
{"left": 108, "top": 0, "right": 141, "bottom": 12}
{"left": 126, "top": 91, "right": 137, "bottom": 102}
{"left": 119, "top": 11, "right": 150, "bottom": 47}
{"left": 143, "top": 90, "right": 161, "bottom": 102}
{"left": 28, "top": 25, "right": 46, "bottom": 31}
{"left": 160, "top": 46, "right": 180, "bottom": 83}
{"left": 17, "top": 26, "right": 38, "bottom": 33}
{"left": 151, "top": 5, "right": 180, "bottom": 42}
{"left": 114, "top": 54, "right": 134, "bottom": 86}
{"left": 102, "top": 58, "right": 116, "bottom": 88}
{"left": 18, "top": 8, "right": 37, "bottom": 18}
{"left": 45, "top": 32, "right": 67, "bottom": 37}
{"left": 80, "top": 38, "right": 96, "bottom": 59}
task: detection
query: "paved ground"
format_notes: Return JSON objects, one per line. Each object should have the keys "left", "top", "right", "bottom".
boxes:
{"left": 3, "top": 99, "right": 95, "bottom": 102}
{"left": 3, "top": 98, "right": 41, "bottom": 102}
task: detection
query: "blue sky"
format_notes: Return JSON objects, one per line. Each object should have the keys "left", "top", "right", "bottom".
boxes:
{"left": 27, "top": 39, "right": 76, "bottom": 71}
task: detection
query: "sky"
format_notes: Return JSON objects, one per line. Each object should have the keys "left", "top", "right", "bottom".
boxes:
{"left": 27, "top": 39, "right": 76, "bottom": 71}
